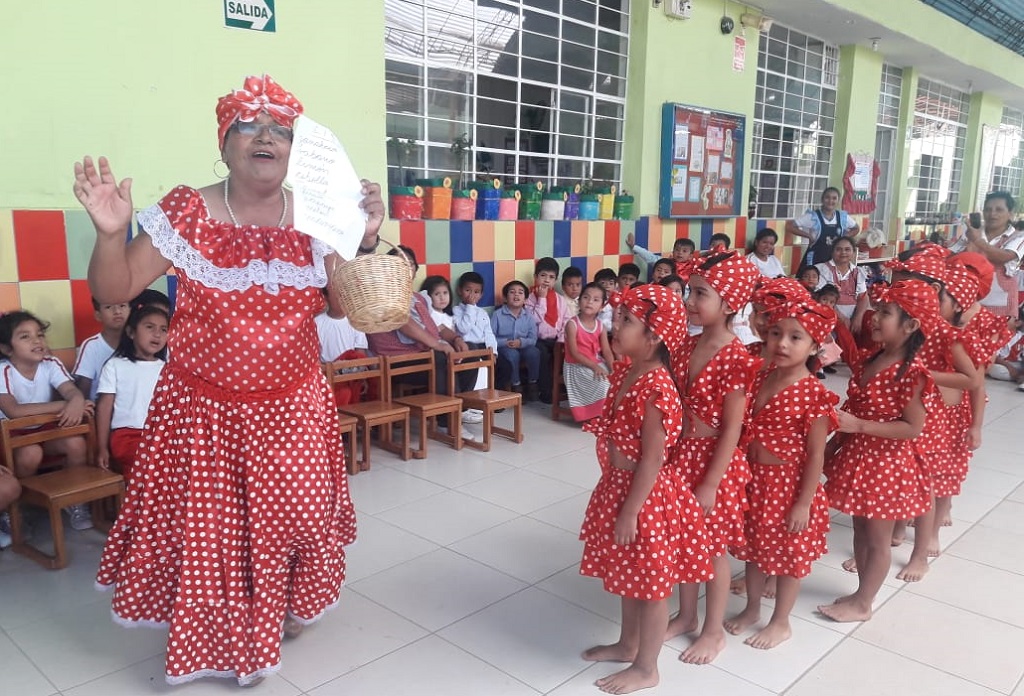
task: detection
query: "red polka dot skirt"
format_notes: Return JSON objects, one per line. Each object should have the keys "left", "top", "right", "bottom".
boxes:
{"left": 673, "top": 437, "right": 751, "bottom": 558}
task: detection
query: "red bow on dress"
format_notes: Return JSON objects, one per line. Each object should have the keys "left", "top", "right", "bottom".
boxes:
{"left": 869, "top": 280, "right": 942, "bottom": 337}
{"left": 692, "top": 252, "right": 760, "bottom": 313}
{"left": 947, "top": 251, "right": 994, "bottom": 300}
{"left": 884, "top": 242, "right": 949, "bottom": 284}
{"left": 751, "top": 276, "right": 811, "bottom": 311}
{"left": 766, "top": 299, "right": 837, "bottom": 345}
{"left": 620, "top": 284, "right": 688, "bottom": 353}
{"left": 216, "top": 74, "right": 304, "bottom": 150}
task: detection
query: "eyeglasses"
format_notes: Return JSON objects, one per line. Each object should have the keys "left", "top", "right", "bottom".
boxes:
{"left": 232, "top": 121, "right": 293, "bottom": 140}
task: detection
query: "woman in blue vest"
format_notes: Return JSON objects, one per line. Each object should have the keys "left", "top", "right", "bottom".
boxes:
{"left": 786, "top": 186, "right": 860, "bottom": 268}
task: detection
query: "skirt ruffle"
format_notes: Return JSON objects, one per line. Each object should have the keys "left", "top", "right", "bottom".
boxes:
{"left": 673, "top": 437, "right": 751, "bottom": 557}
{"left": 825, "top": 434, "right": 931, "bottom": 520}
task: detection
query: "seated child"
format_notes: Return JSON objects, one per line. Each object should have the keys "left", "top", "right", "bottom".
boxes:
{"left": 525, "top": 257, "right": 570, "bottom": 403}
{"left": 651, "top": 258, "right": 676, "bottom": 284}
{"left": 452, "top": 271, "right": 498, "bottom": 419}
{"left": 594, "top": 268, "right": 618, "bottom": 333}
{"left": 659, "top": 274, "right": 686, "bottom": 300}
{"left": 707, "top": 232, "right": 732, "bottom": 254}
{"left": 421, "top": 275, "right": 456, "bottom": 337}
{"left": 617, "top": 263, "right": 641, "bottom": 292}
{"left": 988, "top": 306, "right": 1024, "bottom": 388}
{"left": 491, "top": 281, "right": 540, "bottom": 399}
{"left": 0, "top": 311, "right": 93, "bottom": 530}
{"left": 563, "top": 283, "right": 616, "bottom": 421}
{"left": 562, "top": 266, "right": 584, "bottom": 317}
{"left": 131, "top": 288, "right": 172, "bottom": 314}
{"left": 625, "top": 233, "right": 697, "bottom": 280}
{"left": 0, "top": 466, "right": 21, "bottom": 549}
{"left": 314, "top": 292, "right": 371, "bottom": 408}
{"left": 73, "top": 297, "right": 129, "bottom": 401}
{"left": 797, "top": 266, "right": 821, "bottom": 294}
{"left": 95, "top": 305, "right": 169, "bottom": 488}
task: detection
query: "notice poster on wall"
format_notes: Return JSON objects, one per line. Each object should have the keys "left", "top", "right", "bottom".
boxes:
{"left": 660, "top": 103, "right": 745, "bottom": 218}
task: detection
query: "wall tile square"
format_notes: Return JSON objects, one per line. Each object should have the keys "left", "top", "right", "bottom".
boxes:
{"left": 399, "top": 220, "right": 427, "bottom": 267}
{"left": 69, "top": 279, "right": 101, "bottom": 347}
{"left": 492, "top": 261, "right": 516, "bottom": 305}
{"left": 423, "top": 220, "right": 450, "bottom": 264}
{"left": 450, "top": 221, "right": 475, "bottom": 264}
{"left": 0, "top": 283, "right": 21, "bottom": 312}
{"left": 64, "top": 210, "right": 97, "bottom": 280}
{"left": 425, "top": 264, "right": 451, "bottom": 284}
{"left": 472, "top": 222, "right": 495, "bottom": 263}
{"left": 472, "top": 262, "right": 495, "bottom": 307}
{"left": 553, "top": 221, "right": 572, "bottom": 258}
{"left": 514, "top": 222, "right": 534, "bottom": 260}
{"left": 0, "top": 210, "right": 17, "bottom": 282}
{"left": 14, "top": 211, "right": 69, "bottom": 282}
{"left": 514, "top": 260, "right": 535, "bottom": 285}
{"left": 570, "top": 256, "right": 588, "bottom": 281}
{"left": 605, "top": 220, "right": 628, "bottom": 256}
{"left": 51, "top": 347, "right": 76, "bottom": 370}
{"left": 534, "top": 221, "right": 554, "bottom": 259}
{"left": 569, "top": 221, "right": 589, "bottom": 257}
{"left": 494, "top": 222, "right": 516, "bottom": 260}
{"left": 19, "top": 281, "right": 74, "bottom": 350}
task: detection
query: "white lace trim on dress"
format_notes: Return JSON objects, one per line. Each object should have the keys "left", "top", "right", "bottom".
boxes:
{"left": 138, "top": 204, "right": 332, "bottom": 295}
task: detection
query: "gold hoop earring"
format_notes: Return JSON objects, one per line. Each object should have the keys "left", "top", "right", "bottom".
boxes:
{"left": 213, "top": 158, "right": 230, "bottom": 179}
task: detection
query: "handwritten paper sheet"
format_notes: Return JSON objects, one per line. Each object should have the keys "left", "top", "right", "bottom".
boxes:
{"left": 286, "top": 115, "right": 367, "bottom": 259}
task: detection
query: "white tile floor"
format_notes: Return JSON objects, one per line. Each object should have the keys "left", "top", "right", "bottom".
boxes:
{"left": 3, "top": 374, "right": 1024, "bottom": 695}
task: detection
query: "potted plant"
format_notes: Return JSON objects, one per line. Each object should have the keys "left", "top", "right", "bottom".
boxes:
{"left": 449, "top": 133, "right": 477, "bottom": 220}
{"left": 386, "top": 136, "right": 418, "bottom": 186}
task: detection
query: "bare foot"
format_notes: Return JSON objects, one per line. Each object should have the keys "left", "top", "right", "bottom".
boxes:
{"left": 830, "top": 593, "right": 856, "bottom": 604}
{"left": 729, "top": 575, "right": 747, "bottom": 596}
{"left": 906, "top": 518, "right": 916, "bottom": 528}
{"left": 664, "top": 613, "right": 698, "bottom": 641}
{"left": 583, "top": 642, "right": 637, "bottom": 663}
{"left": 595, "top": 665, "right": 659, "bottom": 694}
{"left": 818, "top": 601, "right": 872, "bottom": 623}
{"left": 283, "top": 616, "right": 304, "bottom": 639}
{"left": 744, "top": 622, "right": 792, "bottom": 649}
{"left": 891, "top": 530, "right": 906, "bottom": 546}
{"left": 841, "top": 557, "right": 857, "bottom": 573}
{"left": 940, "top": 515, "right": 953, "bottom": 527}
{"left": 724, "top": 608, "right": 760, "bottom": 635}
{"left": 680, "top": 632, "right": 727, "bottom": 665}
{"left": 896, "top": 557, "right": 930, "bottom": 583}
{"left": 763, "top": 575, "right": 778, "bottom": 599}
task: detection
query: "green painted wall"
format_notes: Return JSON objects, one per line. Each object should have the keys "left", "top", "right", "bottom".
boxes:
{"left": 0, "top": 2, "right": 386, "bottom": 210}
{"left": 960, "top": 91, "right": 1005, "bottom": 210}
{"left": 623, "top": 0, "right": 760, "bottom": 214}
{"left": 830, "top": 45, "right": 884, "bottom": 177}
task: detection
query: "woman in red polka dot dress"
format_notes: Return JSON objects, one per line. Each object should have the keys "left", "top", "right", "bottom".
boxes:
{"left": 726, "top": 299, "right": 838, "bottom": 649}
{"left": 666, "top": 252, "right": 761, "bottom": 665}
{"left": 820, "top": 280, "right": 934, "bottom": 622}
{"left": 72, "top": 75, "right": 375, "bottom": 686}
{"left": 579, "top": 284, "right": 713, "bottom": 695}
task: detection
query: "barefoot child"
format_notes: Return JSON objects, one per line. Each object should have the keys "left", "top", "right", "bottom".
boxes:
{"left": 820, "top": 280, "right": 933, "bottom": 621}
{"left": 726, "top": 299, "right": 837, "bottom": 648}
{"left": 0, "top": 311, "right": 94, "bottom": 530}
{"left": 95, "top": 305, "right": 169, "bottom": 488}
{"left": 564, "top": 283, "right": 616, "bottom": 422}
{"left": 667, "top": 252, "right": 761, "bottom": 664}
{"left": 579, "top": 284, "right": 712, "bottom": 694}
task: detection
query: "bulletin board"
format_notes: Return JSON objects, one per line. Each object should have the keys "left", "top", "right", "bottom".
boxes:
{"left": 659, "top": 103, "right": 746, "bottom": 218}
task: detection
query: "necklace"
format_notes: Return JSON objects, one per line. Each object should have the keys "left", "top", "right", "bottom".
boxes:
{"left": 223, "top": 178, "right": 287, "bottom": 227}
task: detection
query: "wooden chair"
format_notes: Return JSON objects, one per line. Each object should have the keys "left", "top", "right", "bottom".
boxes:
{"left": 550, "top": 341, "right": 573, "bottom": 421}
{"left": 0, "top": 414, "right": 124, "bottom": 570}
{"left": 337, "top": 412, "right": 359, "bottom": 475}
{"left": 383, "top": 352, "right": 464, "bottom": 459}
{"left": 325, "top": 356, "right": 410, "bottom": 471}
{"left": 447, "top": 349, "right": 524, "bottom": 452}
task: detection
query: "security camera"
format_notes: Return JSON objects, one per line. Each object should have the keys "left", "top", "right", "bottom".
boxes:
{"left": 720, "top": 16, "right": 735, "bottom": 34}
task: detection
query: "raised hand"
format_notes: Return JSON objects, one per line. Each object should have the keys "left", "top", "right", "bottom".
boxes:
{"left": 73, "top": 156, "right": 134, "bottom": 237}
{"left": 359, "top": 179, "right": 385, "bottom": 242}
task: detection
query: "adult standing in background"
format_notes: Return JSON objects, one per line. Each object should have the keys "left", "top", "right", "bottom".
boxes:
{"left": 786, "top": 186, "right": 860, "bottom": 269}
{"left": 948, "top": 191, "right": 1024, "bottom": 316}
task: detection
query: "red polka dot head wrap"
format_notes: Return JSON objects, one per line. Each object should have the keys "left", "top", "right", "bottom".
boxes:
{"left": 943, "top": 263, "right": 980, "bottom": 309}
{"left": 766, "top": 299, "right": 837, "bottom": 345}
{"left": 869, "top": 279, "right": 941, "bottom": 337}
{"left": 216, "top": 74, "right": 304, "bottom": 151}
{"left": 692, "top": 252, "right": 760, "bottom": 313}
{"left": 884, "top": 242, "right": 949, "bottom": 284}
{"left": 751, "top": 276, "right": 811, "bottom": 311}
{"left": 621, "top": 284, "right": 688, "bottom": 353}
{"left": 947, "top": 251, "right": 994, "bottom": 300}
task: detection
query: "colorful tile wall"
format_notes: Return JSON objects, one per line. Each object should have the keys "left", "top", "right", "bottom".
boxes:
{"left": 0, "top": 209, "right": 876, "bottom": 363}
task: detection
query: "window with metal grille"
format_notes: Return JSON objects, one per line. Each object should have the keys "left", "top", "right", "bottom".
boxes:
{"left": 750, "top": 23, "right": 839, "bottom": 220}
{"left": 904, "top": 77, "right": 969, "bottom": 224}
{"left": 989, "top": 107, "right": 1024, "bottom": 198}
{"left": 384, "top": 0, "right": 628, "bottom": 190}
{"left": 871, "top": 65, "right": 903, "bottom": 232}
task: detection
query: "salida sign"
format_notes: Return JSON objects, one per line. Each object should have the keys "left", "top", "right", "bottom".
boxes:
{"left": 224, "top": 0, "right": 276, "bottom": 32}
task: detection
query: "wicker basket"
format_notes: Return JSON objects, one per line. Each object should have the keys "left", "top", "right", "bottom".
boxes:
{"left": 333, "top": 239, "right": 414, "bottom": 333}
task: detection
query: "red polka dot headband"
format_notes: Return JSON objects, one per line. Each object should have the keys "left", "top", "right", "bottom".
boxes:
{"left": 943, "top": 263, "right": 980, "bottom": 309}
{"left": 216, "top": 74, "right": 304, "bottom": 151}
{"left": 869, "top": 279, "right": 942, "bottom": 337}
{"left": 766, "top": 300, "right": 837, "bottom": 345}
{"left": 751, "top": 276, "right": 811, "bottom": 311}
{"left": 692, "top": 252, "right": 761, "bottom": 313}
{"left": 884, "top": 242, "right": 949, "bottom": 284}
{"left": 947, "top": 251, "right": 994, "bottom": 300}
{"left": 620, "top": 284, "right": 688, "bottom": 353}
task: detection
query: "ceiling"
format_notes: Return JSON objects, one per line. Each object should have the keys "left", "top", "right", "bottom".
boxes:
{"left": 739, "top": 0, "right": 1024, "bottom": 109}
{"left": 920, "top": 0, "right": 1024, "bottom": 57}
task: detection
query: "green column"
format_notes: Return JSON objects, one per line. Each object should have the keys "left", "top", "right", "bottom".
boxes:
{"left": 959, "top": 91, "right": 1004, "bottom": 211}
{"left": 829, "top": 45, "right": 884, "bottom": 180}
{"left": 892, "top": 68, "right": 919, "bottom": 235}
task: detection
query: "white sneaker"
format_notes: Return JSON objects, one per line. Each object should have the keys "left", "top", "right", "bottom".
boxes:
{"left": 65, "top": 504, "right": 94, "bottom": 531}
{"left": 0, "top": 512, "right": 11, "bottom": 549}
{"left": 1017, "top": 382, "right": 1024, "bottom": 392}
{"left": 461, "top": 409, "right": 484, "bottom": 424}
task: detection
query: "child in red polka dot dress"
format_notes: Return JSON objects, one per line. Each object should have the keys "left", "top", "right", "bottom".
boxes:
{"left": 820, "top": 280, "right": 934, "bottom": 622}
{"left": 579, "top": 284, "right": 713, "bottom": 695}
{"left": 725, "top": 299, "right": 838, "bottom": 649}
{"left": 666, "top": 252, "right": 762, "bottom": 665}
{"left": 885, "top": 246, "right": 980, "bottom": 583}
